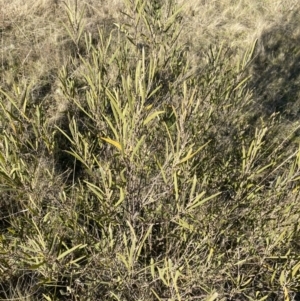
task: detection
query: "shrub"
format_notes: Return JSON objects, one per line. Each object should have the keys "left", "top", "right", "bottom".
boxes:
{"left": 1, "top": 0, "right": 300, "bottom": 300}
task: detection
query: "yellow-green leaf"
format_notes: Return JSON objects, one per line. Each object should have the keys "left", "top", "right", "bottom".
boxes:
{"left": 178, "top": 141, "right": 210, "bottom": 165}
{"left": 187, "top": 191, "right": 221, "bottom": 210}
{"left": 57, "top": 244, "right": 86, "bottom": 261}
{"left": 292, "top": 261, "right": 300, "bottom": 278}
{"left": 101, "top": 137, "right": 122, "bottom": 151}
{"left": 205, "top": 292, "right": 218, "bottom": 301}
{"left": 143, "top": 111, "right": 165, "bottom": 126}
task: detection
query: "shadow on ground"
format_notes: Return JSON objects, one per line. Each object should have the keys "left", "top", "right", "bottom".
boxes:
{"left": 249, "top": 9, "right": 300, "bottom": 122}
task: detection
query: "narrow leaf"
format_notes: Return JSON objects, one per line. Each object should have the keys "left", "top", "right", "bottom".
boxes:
{"left": 187, "top": 191, "right": 221, "bottom": 210}
{"left": 178, "top": 141, "right": 210, "bottom": 165}
{"left": 101, "top": 137, "right": 122, "bottom": 151}
{"left": 57, "top": 244, "right": 86, "bottom": 261}
{"left": 143, "top": 111, "right": 165, "bottom": 126}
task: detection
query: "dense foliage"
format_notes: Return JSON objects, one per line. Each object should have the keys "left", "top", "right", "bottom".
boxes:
{"left": 1, "top": 0, "right": 300, "bottom": 300}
